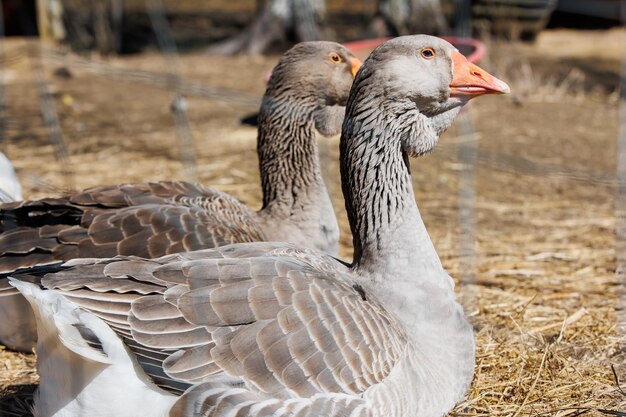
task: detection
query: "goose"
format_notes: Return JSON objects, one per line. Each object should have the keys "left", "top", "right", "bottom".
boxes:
{"left": 10, "top": 35, "right": 510, "bottom": 417}
{"left": 0, "top": 41, "right": 361, "bottom": 352}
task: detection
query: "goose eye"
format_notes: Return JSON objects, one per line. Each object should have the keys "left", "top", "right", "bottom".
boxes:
{"left": 329, "top": 53, "right": 342, "bottom": 63}
{"left": 420, "top": 48, "right": 435, "bottom": 59}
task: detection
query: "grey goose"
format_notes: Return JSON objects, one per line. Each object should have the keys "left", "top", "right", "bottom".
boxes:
{"left": 10, "top": 35, "right": 509, "bottom": 417}
{"left": 0, "top": 42, "right": 361, "bottom": 352}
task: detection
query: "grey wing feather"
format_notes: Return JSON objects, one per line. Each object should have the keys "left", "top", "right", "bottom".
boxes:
{"left": 34, "top": 243, "right": 407, "bottom": 398}
{"left": 0, "top": 181, "right": 266, "bottom": 274}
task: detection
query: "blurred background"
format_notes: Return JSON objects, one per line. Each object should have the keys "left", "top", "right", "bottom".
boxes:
{"left": 0, "top": 1, "right": 625, "bottom": 416}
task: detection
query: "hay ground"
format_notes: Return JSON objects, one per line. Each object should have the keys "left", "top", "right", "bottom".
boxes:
{"left": 0, "top": 28, "right": 625, "bottom": 416}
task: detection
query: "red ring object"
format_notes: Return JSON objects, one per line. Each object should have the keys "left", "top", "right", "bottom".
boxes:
{"left": 343, "top": 36, "right": 486, "bottom": 64}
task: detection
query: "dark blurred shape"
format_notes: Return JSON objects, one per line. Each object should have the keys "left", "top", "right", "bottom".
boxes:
{"left": 373, "top": 0, "right": 449, "bottom": 36}
{"left": 0, "top": 384, "right": 36, "bottom": 417}
{"left": 2, "top": 0, "right": 38, "bottom": 36}
{"left": 471, "top": 0, "right": 558, "bottom": 41}
{"left": 549, "top": 0, "right": 624, "bottom": 28}
{"left": 555, "top": 0, "right": 623, "bottom": 21}
{"left": 53, "top": 66, "right": 73, "bottom": 80}
{"left": 207, "top": 0, "right": 327, "bottom": 55}
{"left": 61, "top": 0, "right": 124, "bottom": 55}
{"left": 241, "top": 113, "right": 259, "bottom": 127}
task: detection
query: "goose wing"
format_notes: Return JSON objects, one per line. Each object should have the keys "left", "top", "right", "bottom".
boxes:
{"left": 0, "top": 181, "right": 264, "bottom": 287}
{"left": 33, "top": 243, "right": 407, "bottom": 397}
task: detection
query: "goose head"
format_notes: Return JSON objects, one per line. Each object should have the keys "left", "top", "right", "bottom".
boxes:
{"left": 357, "top": 35, "right": 509, "bottom": 114}
{"left": 265, "top": 41, "right": 362, "bottom": 136}
{"left": 348, "top": 35, "right": 509, "bottom": 155}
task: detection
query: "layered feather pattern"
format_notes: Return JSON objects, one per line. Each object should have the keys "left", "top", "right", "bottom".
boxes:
{"left": 0, "top": 181, "right": 264, "bottom": 295}
{"left": 30, "top": 243, "right": 407, "bottom": 399}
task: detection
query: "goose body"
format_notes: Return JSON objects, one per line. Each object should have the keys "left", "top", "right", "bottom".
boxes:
{"left": 0, "top": 42, "right": 361, "bottom": 352}
{"left": 11, "top": 241, "right": 470, "bottom": 417}
{"left": 11, "top": 35, "right": 509, "bottom": 417}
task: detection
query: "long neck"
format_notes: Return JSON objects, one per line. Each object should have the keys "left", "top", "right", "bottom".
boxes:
{"left": 257, "top": 93, "right": 326, "bottom": 214}
{"left": 341, "top": 100, "right": 444, "bottom": 277}
{"left": 341, "top": 94, "right": 475, "bottom": 417}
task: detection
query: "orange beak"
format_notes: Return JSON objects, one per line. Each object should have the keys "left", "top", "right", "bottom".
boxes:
{"left": 450, "top": 51, "right": 510, "bottom": 99}
{"left": 350, "top": 57, "right": 363, "bottom": 78}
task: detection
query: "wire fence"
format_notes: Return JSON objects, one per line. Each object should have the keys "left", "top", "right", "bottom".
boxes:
{"left": 0, "top": 4, "right": 6, "bottom": 149}
{"left": 0, "top": 2, "right": 624, "bottom": 415}
{"left": 0, "top": 0, "right": 622, "bottom": 320}
{"left": 146, "top": 0, "right": 197, "bottom": 180}
{"left": 31, "top": 43, "right": 73, "bottom": 189}
{"left": 615, "top": 6, "right": 626, "bottom": 351}
{"left": 454, "top": 0, "right": 478, "bottom": 310}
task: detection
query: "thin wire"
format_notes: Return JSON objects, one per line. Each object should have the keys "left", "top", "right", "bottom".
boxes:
{"left": 454, "top": 0, "right": 478, "bottom": 311}
{"left": 146, "top": 0, "right": 197, "bottom": 181}
{"left": 41, "top": 48, "right": 260, "bottom": 107}
{"left": 614, "top": 6, "right": 626, "bottom": 361}
{"left": 31, "top": 38, "right": 73, "bottom": 190}
{"left": 0, "top": 3, "right": 6, "bottom": 148}
{"left": 5, "top": 42, "right": 621, "bottom": 188}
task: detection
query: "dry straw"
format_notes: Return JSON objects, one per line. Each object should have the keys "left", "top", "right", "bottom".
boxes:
{"left": 1, "top": 33, "right": 625, "bottom": 417}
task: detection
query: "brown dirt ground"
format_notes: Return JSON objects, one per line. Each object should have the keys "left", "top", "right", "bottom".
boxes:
{"left": 0, "top": 28, "right": 625, "bottom": 416}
